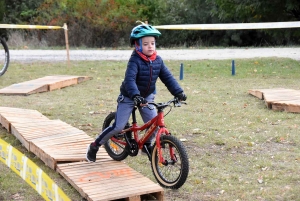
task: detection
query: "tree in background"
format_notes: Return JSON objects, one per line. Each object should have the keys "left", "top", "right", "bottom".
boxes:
{"left": 208, "top": 0, "right": 300, "bottom": 45}
{"left": 0, "top": 0, "right": 7, "bottom": 40}
{"left": 0, "top": 0, "right": 4, "bottom": 21}
{"left": 147, "top": 0, "right": 300, "bottom": 46}
{"left": 3, "top": 0, "right": 45, "bottom": 42}
{"left": 151, "top": 0, "right": 220, "bottom": 47}
{"left": 5, "top": 0, "right": 43, "bottom": 24}
{"left": 36, "top": 0, "right": 146, "bottom": 47}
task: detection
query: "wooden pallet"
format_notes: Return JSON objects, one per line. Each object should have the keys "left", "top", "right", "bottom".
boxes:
{"left": 0, "top": 107, "right": 164, "bottom": 200}
{"left": 248, "top": 88, "right": 300, "bottom": 113}
{"left": 57, "top": 160, "right": 164, "bottom": 201}
{"left": 0, "top": 107, "right": 48, "bottom": 132}
{"left": 0, "top": 75, "right": 91, "bottom": 95}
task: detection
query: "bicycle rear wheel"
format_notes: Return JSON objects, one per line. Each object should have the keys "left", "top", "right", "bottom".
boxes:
{"left": 151, "top": 135, "right": 189, "bottom": 189}
{"left": 0, "top": 37, "right": 9, "bottom": 76}
{"left": 102, "top": 112, "right": 129, "bottom": 161}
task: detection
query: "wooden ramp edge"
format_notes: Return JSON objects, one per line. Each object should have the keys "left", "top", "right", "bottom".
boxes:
{"left": 0, "top": 75, "right": 91, "bottom": 95}
{"left": 248, "top": 88, "right": 300, "bottom": 113}
{"left": 0, "top": 107, "right": 164, "bottom": 201}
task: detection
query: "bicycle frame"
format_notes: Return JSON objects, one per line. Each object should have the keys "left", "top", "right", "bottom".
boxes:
{"left": 116, "top": 105, "right": 175, "bottom": 164}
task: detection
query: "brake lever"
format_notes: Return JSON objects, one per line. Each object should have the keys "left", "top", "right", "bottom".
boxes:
{"left": 145, "top": 104, "right": 155, "bottom": 110}
{"left": 174, "top": 102, "right": 181, "bottom": 107}
{"left": 174, "top": 100, "right": 187, "bottom": 107}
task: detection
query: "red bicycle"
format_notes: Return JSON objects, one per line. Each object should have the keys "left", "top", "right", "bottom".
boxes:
{"left": 103, "top": 98, "right": 189, "bottom": 189}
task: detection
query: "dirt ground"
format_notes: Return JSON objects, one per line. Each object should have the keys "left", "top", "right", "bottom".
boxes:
{"left": 9, "top": 47, "right": 300, "bottom": 62}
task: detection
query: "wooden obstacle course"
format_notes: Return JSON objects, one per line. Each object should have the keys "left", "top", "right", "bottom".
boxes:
{"left": 0, "top": 75, "right": 91, "bottom": 95}
{"left": 0, "top": 107, "right": 164, "bottom": 200}
{"left": 248, "top": 88, "right": 300, "bottom": 113}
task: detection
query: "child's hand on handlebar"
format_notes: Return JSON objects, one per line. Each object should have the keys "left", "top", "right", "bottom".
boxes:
{"left": 133, "top": 95, "right": 148, "bottom": 107}
{"left": 175, "top": 92, "right": 187, "bottom": 101}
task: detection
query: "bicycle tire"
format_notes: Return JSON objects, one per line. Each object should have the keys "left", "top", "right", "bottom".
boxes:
{"left": 151, "top": 135, "right": 189, "bottom": 189}
{"left": 102, "top": 112, "right": 129, "bottom": 161}
{"left": 0, "top": 37, "right": 9, "bottom": 76}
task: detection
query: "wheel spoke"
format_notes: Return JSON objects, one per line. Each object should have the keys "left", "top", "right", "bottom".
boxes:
{"left": 108, "top": 138, "right": 125, "bottom": 155}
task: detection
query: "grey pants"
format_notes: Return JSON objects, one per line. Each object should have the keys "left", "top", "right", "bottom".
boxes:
{"left": 94, "top": 94, "right": 157, "bottom": 145}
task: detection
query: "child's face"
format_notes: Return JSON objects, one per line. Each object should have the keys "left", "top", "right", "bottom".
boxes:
{"left": 140, "top": 36, "right": 156, "bottom": 56}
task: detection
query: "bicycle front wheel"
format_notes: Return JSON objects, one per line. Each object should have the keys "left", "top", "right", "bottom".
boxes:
{"left": 151, "top": 135, "right": 189, "bottom": 189}
{"left": 0, "top": 37, "right": 9, "bottom": 76}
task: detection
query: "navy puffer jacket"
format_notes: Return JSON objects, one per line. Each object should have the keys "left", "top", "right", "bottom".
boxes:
{"left": 120, "top": 50, "right": 183, "bottom": 99}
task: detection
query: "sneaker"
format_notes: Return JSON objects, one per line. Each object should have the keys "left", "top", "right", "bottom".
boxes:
{"left": 86, "top": 143, "right": 99, "bottom": 162}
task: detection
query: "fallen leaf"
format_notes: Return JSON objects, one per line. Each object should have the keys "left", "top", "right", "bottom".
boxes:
{"left": 257, "top": 176, "right": 263, "bottom": 184}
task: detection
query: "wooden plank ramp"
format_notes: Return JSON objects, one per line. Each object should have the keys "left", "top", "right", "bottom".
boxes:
{"left": 0, "top": 75, "right": 91, "bottom": 95}
{"left": 0, "top": 107, "right": 164, "bottom": 201}
{"left": 57, "top": 160, "right": 164, "bottom": 201}
{"left": 248, "top": 88, "right": 300, "bottom": 113}
{"left": 0, "top": 106, "right": 48, "bottom": 132}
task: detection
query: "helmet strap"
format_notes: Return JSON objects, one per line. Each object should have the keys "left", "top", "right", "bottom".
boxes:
{"left": 135, "top": 39, "right": 143, "bottom": 52}
{"left": 139, "top": 38, "right": 142, "bottom": 52}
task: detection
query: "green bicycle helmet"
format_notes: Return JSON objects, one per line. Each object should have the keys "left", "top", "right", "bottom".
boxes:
{"left": 130, "top": 24, "right": 161, "bottom": 45}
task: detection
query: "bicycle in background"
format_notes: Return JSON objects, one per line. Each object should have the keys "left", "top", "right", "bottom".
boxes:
{"left": 0, "top": 36, "right": 9, "bottom": 76}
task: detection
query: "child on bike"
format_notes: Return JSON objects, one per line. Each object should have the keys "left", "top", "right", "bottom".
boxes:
{"left": 86, "top": 23, "right": 187, "bottom": 162}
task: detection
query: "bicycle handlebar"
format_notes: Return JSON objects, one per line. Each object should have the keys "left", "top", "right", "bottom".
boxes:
{"left": 147, "top": 98, "right": 187, "bottom": 110}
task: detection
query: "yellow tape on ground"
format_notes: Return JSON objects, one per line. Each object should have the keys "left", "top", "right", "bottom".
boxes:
{"left": 0, "top": 138, "right": 71, "bottom": 201}
{"left": 153, "top": 21, "right": 300, "bottom": 30}
{"left": 0, "top": 24, "right": 65, "bottom": 30}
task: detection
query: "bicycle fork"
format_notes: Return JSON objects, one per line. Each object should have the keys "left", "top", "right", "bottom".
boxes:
{"left": 155, "top": 127, "right": 176, "bottom": 165}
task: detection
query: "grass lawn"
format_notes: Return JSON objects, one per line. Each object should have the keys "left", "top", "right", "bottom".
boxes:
{"left": 0, "top": 57, "right": 299, "bottom": 201}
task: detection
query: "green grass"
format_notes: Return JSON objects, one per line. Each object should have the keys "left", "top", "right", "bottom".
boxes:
{"left": 0, "top": 57, "right": 300, "bottom": 200}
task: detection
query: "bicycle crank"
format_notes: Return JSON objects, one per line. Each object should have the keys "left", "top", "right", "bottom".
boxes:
{"left": 125, "top": 140, "right": 139, "bottom": 156}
